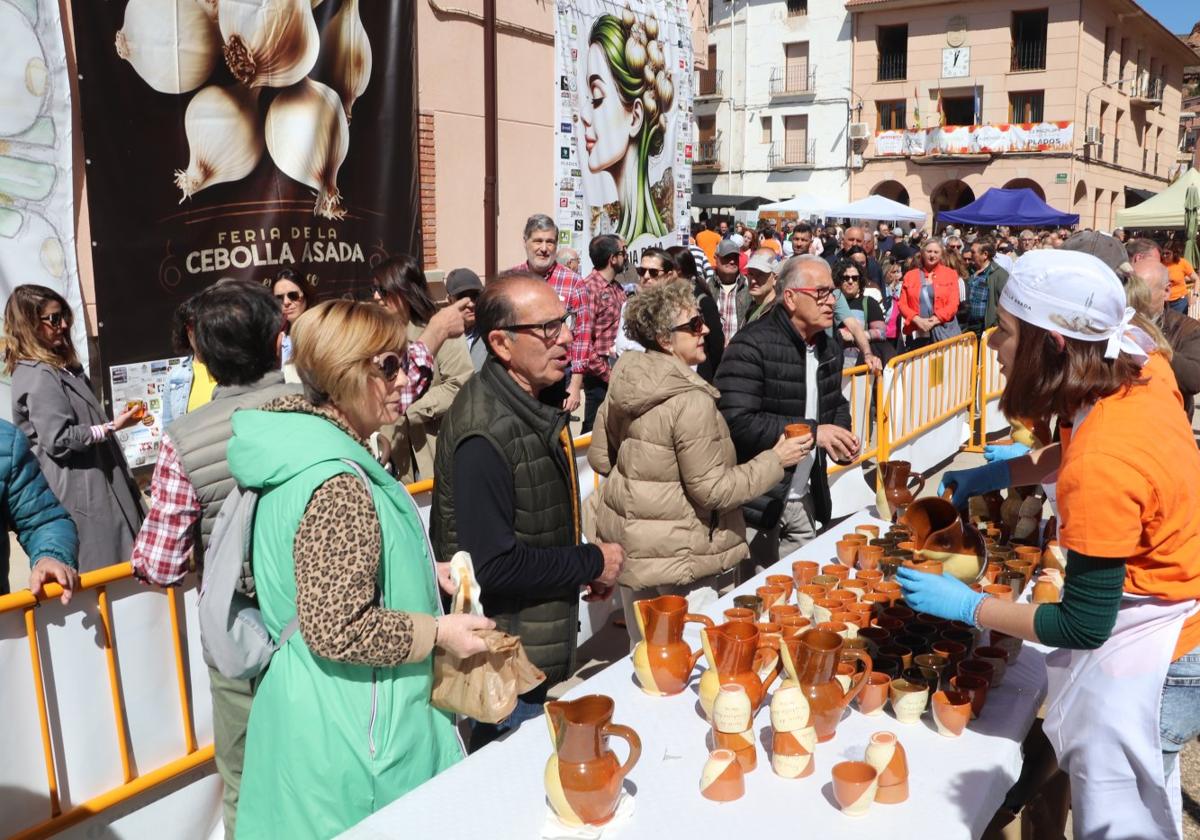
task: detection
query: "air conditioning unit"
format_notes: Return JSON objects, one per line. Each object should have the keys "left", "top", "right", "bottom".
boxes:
{"left": 1085, "top": 125, "right": 1101, "bottom": 145}
{"left": 850, "top": 153, "right": 864, "bottom": 169}
{"left": 848, "top": 122, "right": 871, "bottom": 140}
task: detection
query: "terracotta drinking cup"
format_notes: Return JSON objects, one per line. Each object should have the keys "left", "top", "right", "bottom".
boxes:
{"left": 857, "top": 626, "right": 891, "bottom": 656}
{"left": 784, "top": 422, "right": 812, "bottom": 439}
{"left": 832, "top": 761, "right": 879, "bottom": 817}
{"left": 848, "top": 602, "right": 874, "bottom": 630}
{"left": 902, "top": 666, "right": 938, "bottom": 695}
{"left": 812, "top": 597, "right": 841, "bottom": 626}
{"left": 823, "top": 562, "right": 852, "bottom": 581}
{"left": 882, "top": 605, "right": 915, "bottom": 623}
{"left": 958, "top": 658, "right": 996, "bottom": 688}
{"left": 894, "top": 633, "right": 930, "bottom": 656}
{"left": 834, "top": 541, "right": 860, "bottom": 569}
{"left": 841, "top": 579, "right": 869, "bottom": 600}
{"left": 856, "top": 545, "right": 885, "bottom": 572}
{"left": 1032, "top": 580, "right": 1061, "bottom": 604}
{"left": 872, "top": 654, "right": 902, "bottom": 679}
{"left": 700, "top": 748, "right": 745, "bottom": 802}
{"left": 855, "top": 524, "right": 881, "bottom": 540}
{"left": 756, "top": 622, "right": 783, "bottom": 650}
{"left": 796, "top": 585, "right": 826, "bottom": 619}
{"left": 733, "top": 595, "right": 763, "bottom": 619}
{"left": 766, "top": 574, "right": 794, "bottom": 603}
{"left": 811, "top": 574, "right": 841, "bottom": 591}
{"left": 861, "top": 593, "right": 891, "bottom": 616}
{"left": 989, "top": 629, "right": 1023, "bottom": 664}
{"left": 723, "top": 607, "right": 756, "bottom": 624}
{"left": 830, "top": 612, "right": 860, "bottom": 637}
{"left": 769, "top": 603, "right": 801, "bottom": 624}
{"left": 940, "top": 628, "right": 975, "bottom": 654}
{"left": 983, "top": 561, "right": 1005, "bottom": 584}
{"left": 997, "top": 570, "right": 1027, "bottom": 595}
{"left": 779, "top": 614, "right": 811, "bottom": 639}
{"left": 842, "top": 533, "right": 869, "bottom": 545}
{"left": 875, "top": 616, "right": 905, "bottom": 634}
{"left": 818, "top": 620, "right": 850, "bottom": 640}
{"left": 770, "top": 727, "right": 817, "bottom": 779}
{"left": 888, "top": 677, "right": 930, "bottom": 724}
{"left": 757, "top": 585, "right": 786, "bottom": 613}
{"left": 856, "top": 569, "right": 885, "bottom": 589}
{"left": 983, "top": 583, "right": 1014, "bottom": 602}
{"left": 914, "top": 652, "right": 950, "bottom": 691}
{"left": 1043, "top": 540, "right": 1067, "bottom": 574}
{"left": 973, "top": 645, "right": 1009, "bottom": 687}
{"left": 878, "top": 643, "right": 913, "bottom": 671}
{"left": 931, "top": 690, "right": 972, "bottom": 738}
{"left": 1014, "top": 545, "right": 1042, "bottom": 564}
{"left": 856, "top": 672, "right": 891, "bottom": 716}
{"left": 949, "top": 674, "right": 989, "bottom": 719}
{"left": 791, "top": 560, "right": 820, "bottom": 589}
{"left": 931, "top": 640, "right": 967, "bottom": 670}
{"left": 874, "top": 581, "right": 903, "bottom": 605}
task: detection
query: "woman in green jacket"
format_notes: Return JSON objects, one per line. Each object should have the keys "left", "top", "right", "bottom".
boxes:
{"left": 228, "top": 300, "right": 492, "bottom": 839}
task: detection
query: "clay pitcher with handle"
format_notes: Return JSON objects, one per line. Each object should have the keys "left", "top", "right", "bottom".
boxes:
{"left": 631, "top": 595, "right": 715, "bottom": 696}
{"left": 698, "top": 621, "right": 780, "bottom": 718}
{"left": 902, "top": 494, "right": 987, "bottom": 584}
{"left": 781, "top": 629, "right": 872, "bottom": 742}
{"left": 876, "top": 460, "right": 925, "bottom": 521}
{"left": 543, "top": 695, "right": 641, "bottom": 827}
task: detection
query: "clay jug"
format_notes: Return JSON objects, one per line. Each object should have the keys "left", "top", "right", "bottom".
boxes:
{"left": 781, "top": 629, "right": 872, "bottom": 742}
{"left": 698, "top": 621, "right": 779, "bottom": 717}
{"left": 876, "top": 461, "right": 925, "bottom": 521}
{"left": 543, "top": 695, "right": 641, "bottom": 827}
{"left": 631, "top": 596, "right": 715, "bottom": 696}
{"left": 902, "top": 496, "right": 987, "bottom": 584}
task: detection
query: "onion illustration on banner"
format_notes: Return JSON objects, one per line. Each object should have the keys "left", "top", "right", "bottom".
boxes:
{"left": 115, "top": 0, "right": 371, "bottom": 220}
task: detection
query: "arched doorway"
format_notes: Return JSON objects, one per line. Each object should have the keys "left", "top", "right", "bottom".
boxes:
{"left": 1072, "top": 180, "right": 1088, "bottom": 211}
{"left": 870, "top": 180, "right": 910, "bottom": 205}
{"left": 930, "top": 180, "right": 975, "bottom": 215}
{"left": 1003, "top": 178, "right": 1045, "bottom": 200}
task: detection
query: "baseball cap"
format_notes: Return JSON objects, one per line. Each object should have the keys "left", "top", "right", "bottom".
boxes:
{"left": 745, "top": 253, "right": 777, "bottom": 274}
{"left": 1059, "top": 231, "right": 1130, "bottom": 276}
{"left": 717, "top": 240, "right": 741, "bottom": 259}
{"left": 445, "top": 267, "right": 483, "bottom": 298}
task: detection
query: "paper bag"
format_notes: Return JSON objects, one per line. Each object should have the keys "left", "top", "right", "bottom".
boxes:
{"left": 431, "top": 629, "right": 546, "bottom": 723}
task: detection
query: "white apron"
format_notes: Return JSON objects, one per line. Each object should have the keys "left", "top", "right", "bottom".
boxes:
{"left": 1042, "top": 595, "right": 1198, "bottom": 840}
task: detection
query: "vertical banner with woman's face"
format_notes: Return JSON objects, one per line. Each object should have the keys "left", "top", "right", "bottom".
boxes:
{"left": 554, "top": 0, "right": 692, "bottom": 273}
{"left": 70, "top": 0, "right": 420, "bottom": 377}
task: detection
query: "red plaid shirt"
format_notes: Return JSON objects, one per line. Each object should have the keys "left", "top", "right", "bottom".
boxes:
{"left": 514, "top": 261, "right": 593, "bottom": 374}
{"left": 582, "top": 270, "right": 626, "bottom": 381}
{"left": 131, "top": 342, "right": 434, "bottom": 586}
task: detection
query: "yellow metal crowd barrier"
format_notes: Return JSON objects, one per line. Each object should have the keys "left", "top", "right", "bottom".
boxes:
{"left": 828, "top": 364, "right": 880, "bottom": 476}
{"left": 968, "top": 327, "right": 1007, "bottom": 451}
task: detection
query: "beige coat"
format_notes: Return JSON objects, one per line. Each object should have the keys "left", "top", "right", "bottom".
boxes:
{"left": 588, "top": 350, "right": 784, "bottom": 590}
{"left": 388, "top": 321, "right": 474, "bottom": 483}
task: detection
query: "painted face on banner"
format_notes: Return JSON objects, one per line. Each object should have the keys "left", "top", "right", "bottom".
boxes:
{"left": 581, "top": 43, "right": 641, "bottom": 174}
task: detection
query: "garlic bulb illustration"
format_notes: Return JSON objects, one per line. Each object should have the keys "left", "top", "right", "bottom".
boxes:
{"left": 194, "top": 0, "right": 218, "bottom": 20}
{"left": 174, "top": 85, "right": 264, "bottom": 201}
{"left": 265, "top": 78, "right": 348, "bottom": 219}
{"left": 115, "top": 0, "right": 221, "bottom": 95}
{"left": 318, "top": 0, "right": 371, "bottom": 121}
{"left": 219, "top": 0, "right": 319, "bottom": 89}
{"left": 0, "top": 1, "right": 48, "bottom": 136}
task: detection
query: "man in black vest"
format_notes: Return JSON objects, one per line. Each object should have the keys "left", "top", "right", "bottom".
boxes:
{"left": 716, "top": 256, "right": 859, "bottom": 574}
{"left": 432, "top": 272, "right": 625, "bottom": 751}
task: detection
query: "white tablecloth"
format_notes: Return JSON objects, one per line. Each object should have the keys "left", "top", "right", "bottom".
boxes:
{"left": 343, "top": 510, "right": 1047, "bottom": 840}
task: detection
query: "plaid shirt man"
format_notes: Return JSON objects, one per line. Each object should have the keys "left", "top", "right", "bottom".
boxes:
{"left": 582, "top": 269, "right": 627, "bottom": 382}
{"left": 966, "top": 265, "right": 991, "bottom": 329}
{"left": 513, "top": 261, "right": 593, "bottom": 375}
{"left": 715, "top": 276, "right": 747, "bottom": 341}
{"left": 131, "top": 342, "right": 434, "bottom": 586}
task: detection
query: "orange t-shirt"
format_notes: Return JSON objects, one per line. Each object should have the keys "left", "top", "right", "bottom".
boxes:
{"left": 696, "top": 230, "right": 722, "bottom": 265}
{"left": 760, "top": 238, "right": 782, "bottom": 256}
{"left": 1165, "top": 257, "right": 1195, "bottom": 302}
{"left": 1057, "top": 355, "right": 1200, "bottom": 659}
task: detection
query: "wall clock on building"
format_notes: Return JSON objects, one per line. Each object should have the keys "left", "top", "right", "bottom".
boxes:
{"left": 942, "top": 46, "right": 970, "bottom": 78}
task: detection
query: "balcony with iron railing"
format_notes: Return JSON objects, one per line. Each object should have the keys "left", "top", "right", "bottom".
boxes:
{"left": 696, "top": 68, "right": 723, "bottom": 100}
{"left": 877, "top": 52, "right": 907, "bottom": 82}
{"left": 1130, "top": 76, "right": 1165, "bottom": 108}
{"left": 769, "top": 138, "right": 816, "bottom": 169}
{"left": 1010, "top": 39, "right": 1047, "bottom": 72}
{"left": 769, "top": 64, "right": 816, "bottom": 98}
{"left": 695, "top": 137, "right": 722, "bottom": 170}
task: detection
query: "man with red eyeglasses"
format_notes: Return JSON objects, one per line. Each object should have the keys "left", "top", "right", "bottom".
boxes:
{"left": 716, "top": 255, "right": 860, "bottom": 574}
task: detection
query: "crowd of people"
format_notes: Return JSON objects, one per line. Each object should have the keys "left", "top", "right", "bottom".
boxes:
{"left": 1, "top": 206, "right": 1199, "bottom": 837}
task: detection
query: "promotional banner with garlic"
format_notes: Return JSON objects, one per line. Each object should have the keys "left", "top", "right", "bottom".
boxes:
{"left": 555, "top": 0, "right": 693, "bottom": 273}
{"left": 70, "top": 0, "right": 420, "bottom": 378}
{"left": 0, "top": 0, "right": 90, "bottom": 421}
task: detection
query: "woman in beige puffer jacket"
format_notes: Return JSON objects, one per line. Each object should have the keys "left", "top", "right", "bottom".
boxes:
{"left": 588, "top": 281, "right": 810, "bottom": 643}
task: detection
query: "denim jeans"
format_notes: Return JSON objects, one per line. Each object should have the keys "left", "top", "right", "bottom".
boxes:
{"left": 1160, "top": 640, "right": 1200, "bottom": 775}
{"left": 467, "top": 696, "right": 545, "bottom": 752}
{"left": 1167, "top": 297, "right": 1189, "bottom": 316}
{"left": 581, "top": 375, "right": 608, "bottom": 434}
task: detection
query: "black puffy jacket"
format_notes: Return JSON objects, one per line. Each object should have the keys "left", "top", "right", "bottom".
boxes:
{"left": 715, "top": 304, "right": 851, "bottom": 530}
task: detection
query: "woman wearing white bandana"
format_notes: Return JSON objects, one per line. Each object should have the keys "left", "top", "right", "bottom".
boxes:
{"left": 901, "top": 249, "right": 1200, "bottom": 840}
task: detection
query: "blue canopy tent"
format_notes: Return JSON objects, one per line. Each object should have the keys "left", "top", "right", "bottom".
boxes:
{"left": 937, "top": 187, "right": 1079, "bottom": 227}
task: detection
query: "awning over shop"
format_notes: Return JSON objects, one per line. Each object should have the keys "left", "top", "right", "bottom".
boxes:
{"left": 1123, "top": 186, "right": 1156, "bottom": 209}
{"left": 1115, "top": 168, "right": 1200, "bottom": 230}
{"left": 936, "top": 187, "right": 1079, "bottom": 227}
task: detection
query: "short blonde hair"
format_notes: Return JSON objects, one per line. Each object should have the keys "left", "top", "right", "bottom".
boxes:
{"left": 623, "top": 280, "right": 697, "bottom": 350}
{"left": 1122, "top": 271, "right": 1173, "bottom": 360}
{"left": 290, "top": 300, "right": 407, "bottom": 406}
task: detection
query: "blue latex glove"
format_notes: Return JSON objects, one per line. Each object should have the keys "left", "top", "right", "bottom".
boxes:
{"left": 937, "top": 460, "right": 1011, "bottom": 509}
{"left": 983, "top": 442, "right": 1031, "bottom": 463}
{"left": 896, "top": 566, "right": 986, "bottom": 625}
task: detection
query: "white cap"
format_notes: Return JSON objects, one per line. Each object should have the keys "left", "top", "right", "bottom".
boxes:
{"left": 745, "top": 253, "right": 777, "bottom": 274}
{"left": 1000, "top": 250, "right": 1150, "bottom": 363}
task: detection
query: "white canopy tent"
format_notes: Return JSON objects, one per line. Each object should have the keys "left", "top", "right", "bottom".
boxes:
{"left": 756, "top": 193, "right": 830, "bottom": 217}
{"left": 1114, "top": 168, "right": 1200, "bottom": 230}
{"left": 821, "top": 194, "right": 927, "bottom": 224}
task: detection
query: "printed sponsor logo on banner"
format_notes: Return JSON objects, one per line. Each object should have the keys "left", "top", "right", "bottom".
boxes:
{"left": 685, "top": 144, "right": 693, "bottom": 158}
{"left": 561, "top": 122, "right": 572, "bottom": 133}
{"left": 559, "top": 231, "right": 573, "bottom": 244}
{"left": 559, "top": 197, "right": 569, "bottom": 207}
{"left": 574, "top": 220, "right": 584, "bottom": 232}
{"left": 560, "top": 147, "right": 570, "bottom": 159}
{"left": 560, "top": 75, "right": 569, "bottom": 91}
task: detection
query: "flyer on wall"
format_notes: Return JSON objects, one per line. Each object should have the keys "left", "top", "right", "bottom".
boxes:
{"left": 554, "top": 0, "right": 693, "bottom": 274}
{"left": 109, "top": 356, "right": 188, "bottom": 469}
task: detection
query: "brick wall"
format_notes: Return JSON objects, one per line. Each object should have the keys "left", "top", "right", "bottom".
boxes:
{"left": 418, "top": 112, "right": 437, "bottom": 268}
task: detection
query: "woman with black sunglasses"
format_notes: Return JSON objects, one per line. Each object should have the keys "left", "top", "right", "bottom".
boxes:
{"left": 5, "top": 285, "right": 145, "bottom": 572}
{"left": 273, "top": 268, "right": 318, "bottom": 367}
{"left": 587, "top": 280, "right": 809, "bottom": 642}
{"left": 667, "top": 245, "right": 724, "bottom": 381}
{"left": 834, "top": 258, "right": 895, "bottom": 364}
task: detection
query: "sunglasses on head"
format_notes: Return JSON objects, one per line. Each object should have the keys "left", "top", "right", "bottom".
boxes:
{"left": 670, "top": 314, "right": 706, "bottom": 336}
{"left": 635, "top": 266, "right": 666, "bottom": 278}
{"left": 276, "top": 290, "right": 304, "bottom": 303}
{"left": 40, "top": 312, "right": 65, "bottom": 328}
{"left": 373, "top": 351, "right": 410, "bottom": 382}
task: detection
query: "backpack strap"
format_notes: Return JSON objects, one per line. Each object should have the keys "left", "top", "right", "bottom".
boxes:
{"left": 278, "top": 458, "right": 373, "bottom": 649}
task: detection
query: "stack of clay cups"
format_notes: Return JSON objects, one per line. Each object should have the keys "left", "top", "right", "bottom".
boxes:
{"left": 863, "top": 731, "right": 909, "bottom": 803}
{"left": 711, "top": 684, "right": 756, "bottom": 772}
{"left": 769, "top": 684, "right": 817, "bottom": 779}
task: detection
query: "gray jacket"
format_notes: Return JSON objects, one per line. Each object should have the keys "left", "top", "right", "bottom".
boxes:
{"left": 11, "top": 360, "right": 145, "bottom": 572}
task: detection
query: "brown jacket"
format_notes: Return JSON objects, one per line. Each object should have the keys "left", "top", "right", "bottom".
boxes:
{"left": 587, "top": 350, "right": 784, "bottom": 590}
{"left": 1162, "top": 308, "right": 1200, "bottom": 421}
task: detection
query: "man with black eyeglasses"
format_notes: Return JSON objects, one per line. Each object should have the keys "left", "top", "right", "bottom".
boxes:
{"left": 433, "top": 272, "right": 625, "bottom": 751}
